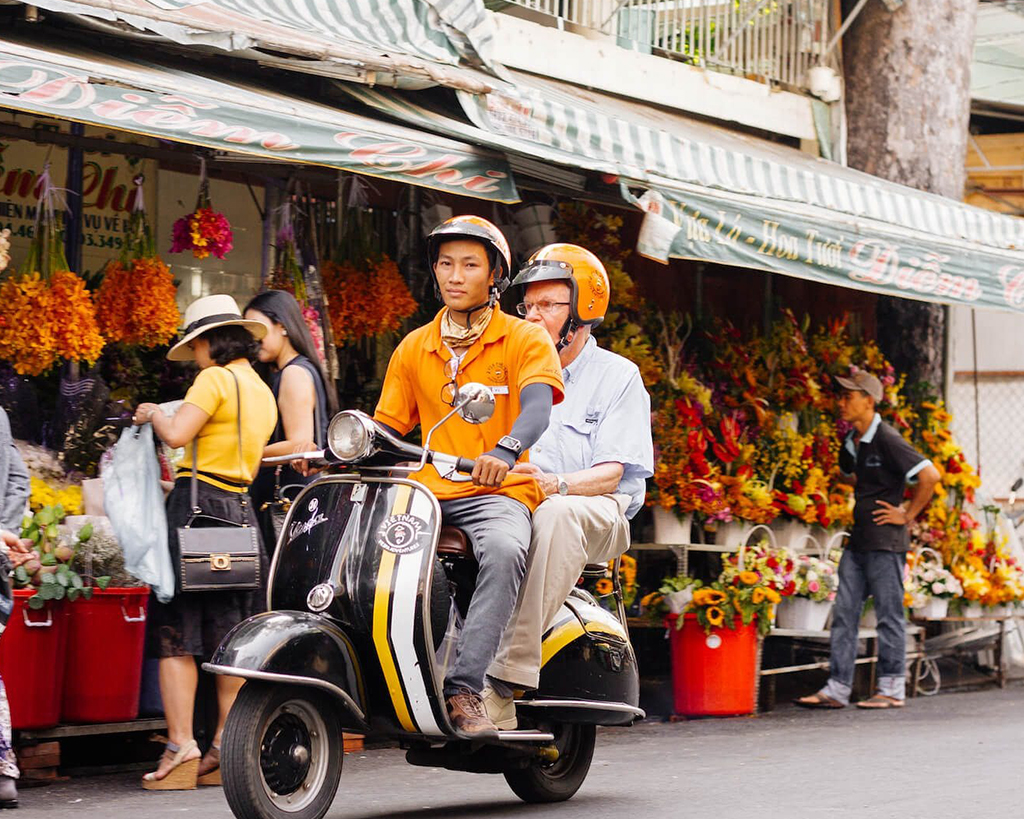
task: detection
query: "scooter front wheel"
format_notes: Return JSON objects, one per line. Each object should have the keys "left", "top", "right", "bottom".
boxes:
{"left": 503, "top": 723, "right": 596, "bottom": 803}
{"left": 222, "top": 682, "right": 343, "bottom": 819}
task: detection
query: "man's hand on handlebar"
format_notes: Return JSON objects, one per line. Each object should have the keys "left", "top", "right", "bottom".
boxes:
{"left": 472, "top": 454, "right": 510, "bottom": 487}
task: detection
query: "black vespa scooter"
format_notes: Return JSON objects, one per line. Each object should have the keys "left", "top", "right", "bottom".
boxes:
{"left": 204, "top": 384, "right": 643, "bottom": 819}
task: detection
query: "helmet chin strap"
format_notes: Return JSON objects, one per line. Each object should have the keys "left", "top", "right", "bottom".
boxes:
{"left": 556, "top": 317, "right": 580, "bottom": 352}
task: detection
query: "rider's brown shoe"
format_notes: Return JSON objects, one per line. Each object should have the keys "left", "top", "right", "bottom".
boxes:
{"left": 446, "top": 689, "right": 499, "bottom": 739}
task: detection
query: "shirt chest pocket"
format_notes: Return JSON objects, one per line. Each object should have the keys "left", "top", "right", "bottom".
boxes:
{"left": 561, "top": 406, "right": 601, "bottom": 466}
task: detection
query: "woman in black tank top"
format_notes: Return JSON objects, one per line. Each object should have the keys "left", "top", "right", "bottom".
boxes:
{"left": 244, "top": 290, "right": 338, "bottom": 555}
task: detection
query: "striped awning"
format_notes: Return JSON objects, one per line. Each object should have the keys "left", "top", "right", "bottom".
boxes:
{"left": 0, "top": 35, "right": 518, "bottom": 202}
{"left": 21, "top": 0, "right": 498, "bottom": 91}
{"left": 344, "top": 75, "right": 1024, "bottom": 313}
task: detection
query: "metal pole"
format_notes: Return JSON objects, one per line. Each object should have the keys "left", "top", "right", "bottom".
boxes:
{"left": 63, "top": 123, "right": 84, "bottom": 274}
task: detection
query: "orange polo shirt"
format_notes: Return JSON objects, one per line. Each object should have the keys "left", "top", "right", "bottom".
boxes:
{"left": 374, "top": 307, "right": 564, "bottom": 511}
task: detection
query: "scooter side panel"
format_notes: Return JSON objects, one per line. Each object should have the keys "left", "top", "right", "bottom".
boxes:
{"left": 270, "top": 476, "right": 450, "bottom": 738}
{"left": 534, "top": 603, "right": 640, "bottom": 718}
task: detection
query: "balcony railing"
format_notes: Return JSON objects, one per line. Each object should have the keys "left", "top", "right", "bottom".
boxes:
{"left": 492, "top": 0, "right": 838, "bottom": 92}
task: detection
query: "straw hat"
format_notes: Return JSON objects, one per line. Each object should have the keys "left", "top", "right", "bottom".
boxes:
{"left": 167, "top": 294, "right": 267, "bottom": 362}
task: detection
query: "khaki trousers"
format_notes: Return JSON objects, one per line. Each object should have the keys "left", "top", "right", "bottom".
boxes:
{"left": 487, "top": 493, "right": 631, "bottom": 690}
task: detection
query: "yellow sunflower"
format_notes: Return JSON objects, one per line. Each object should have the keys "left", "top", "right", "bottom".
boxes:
{"left": 765, "top": 588, "right": 782, "bottom": 605}
{"left": 752, "top": 587, "right": 766, "bottom": 604}
{"left": 739, "top": 571, "right": 759, "bottom": 586}
{"left": 595, "top": 578, "right": 614, "bottom": 595}
{"left": 704, "top": 589, "right": 727, "bottom": 605}
{"left": 706, "top": 606, "right": 725, "bottom": 627}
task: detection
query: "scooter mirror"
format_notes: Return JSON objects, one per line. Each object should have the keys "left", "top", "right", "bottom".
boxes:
{"left": 455, "top": 382, "right": 496, "bottom": 425}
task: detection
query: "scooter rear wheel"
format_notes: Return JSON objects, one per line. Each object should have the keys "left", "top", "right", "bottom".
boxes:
{"left": 503, "top": 723, "right": 596, "bottom": 803}
{"left": 222, "top": 682, "right": 343, "bottom": 819}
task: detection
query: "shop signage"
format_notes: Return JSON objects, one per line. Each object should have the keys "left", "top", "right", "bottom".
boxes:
{"left": 635, "top": 188, "right": 1024, "bottom": 314}
{"left": 0, "top": 47, "right": 519, "bottom": 203}
{"left": 0, "top": 124, "right": 156, "bottom": 274}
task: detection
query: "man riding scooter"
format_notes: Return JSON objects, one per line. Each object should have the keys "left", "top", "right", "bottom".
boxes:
{"left": 373, "top": 216, "right": 564, "bottom": 738}
{"left": 483, "top": 243, "right": 654, "bottom": 728}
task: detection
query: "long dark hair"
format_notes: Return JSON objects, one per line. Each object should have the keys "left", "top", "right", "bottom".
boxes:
{"left": 244, "top": 290, "right": 338, "bottom": 414}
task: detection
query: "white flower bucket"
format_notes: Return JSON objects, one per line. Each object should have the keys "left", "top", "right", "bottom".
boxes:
{"left": 776, "top": 597, "right": 833, "bottom": 631}
{"left": 652, "top": 508, "right": 693, "bottom": 545}
{"left": 770, "top": 518, "right": 813, "bottom": 554}
{"left": 664, "top": 589, "right": 693, "bottom": 615}
{"left": 714, "top": 520, "right": 752, "bottom": 549}
{"left": 912, "top": 597, "right": 949, "bottom": 620}
{"left": 962, "top": 602, "right": 984, "bottom": 618}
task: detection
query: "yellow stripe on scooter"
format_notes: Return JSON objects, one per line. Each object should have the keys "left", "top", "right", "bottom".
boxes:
{"left": 373, "top": 485, "right": 417, "bottom": 733}
{"left": 540, "top": 619, "right": 629, "bottom": 667}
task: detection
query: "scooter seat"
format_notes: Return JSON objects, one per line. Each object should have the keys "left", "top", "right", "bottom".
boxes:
{"left": 437, "top": 526, "right": 472, "bottom": 558}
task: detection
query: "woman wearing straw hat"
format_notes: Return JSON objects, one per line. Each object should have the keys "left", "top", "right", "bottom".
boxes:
{"left": 133, "top": 294, "right": 278, "bottom": 790}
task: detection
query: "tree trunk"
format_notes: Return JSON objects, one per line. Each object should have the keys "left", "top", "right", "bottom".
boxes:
{"left": 841, "top": 0, "right": 978, "bottom": 393}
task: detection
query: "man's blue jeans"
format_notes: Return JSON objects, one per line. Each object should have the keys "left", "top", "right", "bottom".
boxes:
{"left": 820, "top": 549, "right": 907, "bottom": 704}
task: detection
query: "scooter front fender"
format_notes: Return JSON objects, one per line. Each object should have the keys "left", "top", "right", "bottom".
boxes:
{"left": 203, "top": 611, "right": 368, "bottom": 731}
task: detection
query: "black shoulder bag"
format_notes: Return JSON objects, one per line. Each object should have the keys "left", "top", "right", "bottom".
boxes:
{"left": 177, "top": 369, "right": 261, "bottom": 593}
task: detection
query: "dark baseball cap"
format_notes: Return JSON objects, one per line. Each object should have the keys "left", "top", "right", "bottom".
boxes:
{"left": 836, "top": 371, "right": 883, "bottom": 402}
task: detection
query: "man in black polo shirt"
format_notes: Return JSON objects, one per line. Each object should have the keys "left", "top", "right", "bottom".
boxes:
{"left": 796, "top": 371, "right": 939, "bottom": 710}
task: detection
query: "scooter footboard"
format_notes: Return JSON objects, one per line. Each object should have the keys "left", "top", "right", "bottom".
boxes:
{"left": 203, "top": 611, "right": 368, "bottom": 730}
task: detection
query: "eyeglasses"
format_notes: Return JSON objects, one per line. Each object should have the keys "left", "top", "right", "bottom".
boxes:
{"left": 516, "top": 300, "right": 571, "bottom": 317}
{"left": 440, "top": 355, "right": 461, "bottom": 407}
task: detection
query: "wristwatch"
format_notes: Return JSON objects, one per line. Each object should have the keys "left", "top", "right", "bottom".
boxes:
{"left": 556, "top": 476, "right": 569, "bottom": 496}
{"left": 496, "top": 435, "right": 523, "bottom": 457}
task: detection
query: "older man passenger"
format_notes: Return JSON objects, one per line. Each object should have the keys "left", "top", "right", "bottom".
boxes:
{"left": 482, "top": 243, "right": 654, "bottom": 729}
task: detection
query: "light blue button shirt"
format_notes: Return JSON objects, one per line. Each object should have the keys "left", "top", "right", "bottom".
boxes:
{"left": 528, "top": 337, "right": 654, "bottom": 519}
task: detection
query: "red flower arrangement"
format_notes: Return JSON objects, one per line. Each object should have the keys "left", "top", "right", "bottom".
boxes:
{"left": 170, "top": 161, "right": 233, "bottom": 260}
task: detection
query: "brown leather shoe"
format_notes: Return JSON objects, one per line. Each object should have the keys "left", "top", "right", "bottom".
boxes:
{"left": 446, "top": 689, "right": 498, "bottom": 739}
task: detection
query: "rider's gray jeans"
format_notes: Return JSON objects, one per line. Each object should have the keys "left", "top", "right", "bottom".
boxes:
{"left": 440, "top": 495, "right": 532, "bottom": 696}
{"left": 820, "top": 549, "right": 907, "bottom": 704}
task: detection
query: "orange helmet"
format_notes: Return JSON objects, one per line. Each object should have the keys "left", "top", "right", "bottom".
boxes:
{"left": 426, "top": 215, "right": 513, "bottom": 295}
{"left": 512, "top": 243, "right": 610, "bottom": 330}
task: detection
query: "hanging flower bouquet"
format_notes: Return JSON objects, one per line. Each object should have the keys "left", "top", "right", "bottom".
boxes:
{"left": 170, "top": 161, "right": 233, "bottom": 260}
{"left": 321, "top": 255, "right": 417, "bottom": 345}
{"left": 0, "top": 167, "right": 104, "bottom": 375}
{"left": 96, "top": 177, "right": 180, "bottom": 348}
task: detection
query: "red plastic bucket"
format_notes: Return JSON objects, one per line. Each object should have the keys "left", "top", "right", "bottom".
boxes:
{"left": 668, "top": 613, "right": 758, "bottom": 716}
{"left": 0, "top": 591, "right": 70, "bottom": 730}
{"left": 61, "top": 587, "right": 149, "bottom": 724}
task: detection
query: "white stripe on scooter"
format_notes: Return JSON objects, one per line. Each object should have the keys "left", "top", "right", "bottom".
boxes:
{"left": 390, "top": 487, "right": 444, "bottom": 736}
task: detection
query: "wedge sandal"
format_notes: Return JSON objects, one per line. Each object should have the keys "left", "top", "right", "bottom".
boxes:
{"left": 142, "top": 739, "right": 200, "bottom": 790}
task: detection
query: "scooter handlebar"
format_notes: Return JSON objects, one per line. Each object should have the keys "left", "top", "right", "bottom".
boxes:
{"left": 454, "top": 456, "right": 476, "bottom": 475}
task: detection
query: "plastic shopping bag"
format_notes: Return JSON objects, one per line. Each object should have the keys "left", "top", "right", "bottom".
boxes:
{"left": 102, "top": 424, "right": 175, "bottom": 602}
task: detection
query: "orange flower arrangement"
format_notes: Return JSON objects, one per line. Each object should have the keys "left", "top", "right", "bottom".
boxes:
{"left": 49, "top": 270, "right": 104, "bottom": 365}
{"left": 96, "top": 258, "right": 180, "bottom": 348}
{"left": 0, "top": 168, "right": 104, "bottom": 374}
{"left": 321, "top": 255, "right": 418, "bottom": 345}
{"left": 0, "top": 274, "right": 58, "bottom": 376}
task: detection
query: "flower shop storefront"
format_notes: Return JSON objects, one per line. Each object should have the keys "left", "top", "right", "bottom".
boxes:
{"left": 0, "top": 33, "right": 531, "bottom": 766}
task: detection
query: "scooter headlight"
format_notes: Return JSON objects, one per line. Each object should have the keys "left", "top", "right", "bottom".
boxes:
{"left": 327, "top": 411, "right": 376, "bottom": 462}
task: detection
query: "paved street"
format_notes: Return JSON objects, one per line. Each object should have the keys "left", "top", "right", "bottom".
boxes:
{"left": 12, "top": 686, "right": 1024, "bottom": 819}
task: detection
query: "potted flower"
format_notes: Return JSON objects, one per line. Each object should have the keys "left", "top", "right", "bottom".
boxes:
{"left": 776, "top": 554, "right": 838, "bottom": 630}
{"left": 904, "top": 549, "right": 961, "bottom": 619}
{"left": 664, "top": 573, "right": 780, "bottom": 716}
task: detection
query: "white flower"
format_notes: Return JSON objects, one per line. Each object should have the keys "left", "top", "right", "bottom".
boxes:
{"left": 807, "top": 571, "right": 819, "bottom": 582}
{"left": 932, "top": 582, "right": 945, "bottom": 595}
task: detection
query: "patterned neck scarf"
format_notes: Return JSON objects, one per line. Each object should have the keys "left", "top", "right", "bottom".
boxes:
{"left": 440, "top": 305, "right": 493, "bottom": 350}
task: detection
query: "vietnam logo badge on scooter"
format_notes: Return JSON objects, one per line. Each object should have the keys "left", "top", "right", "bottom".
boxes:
{"left": 377, "top": 514, "right": 427, "bottom": 555}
